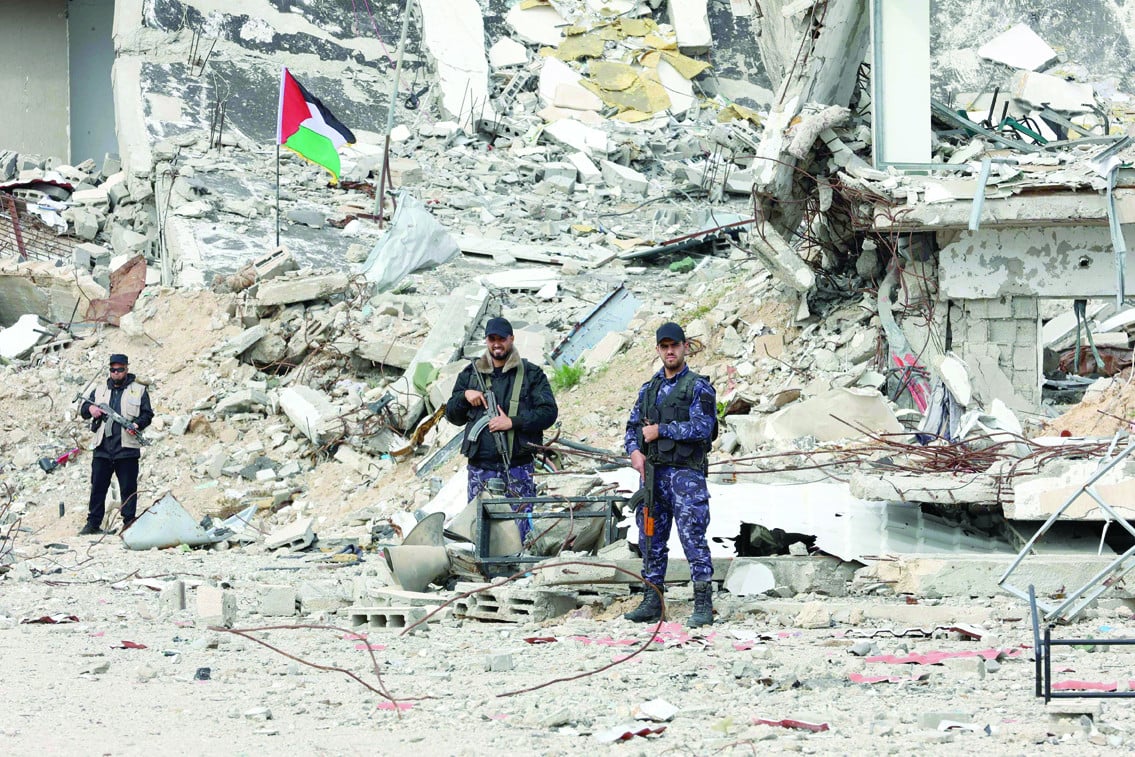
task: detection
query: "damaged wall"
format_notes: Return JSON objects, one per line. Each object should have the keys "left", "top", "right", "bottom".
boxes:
{"left": 0, "top": 1, "right": 70, "bottom": 160}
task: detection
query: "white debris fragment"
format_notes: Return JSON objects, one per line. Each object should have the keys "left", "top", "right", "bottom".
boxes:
{"left": 977, "top": 23, "right": 1057, "bottom": 71}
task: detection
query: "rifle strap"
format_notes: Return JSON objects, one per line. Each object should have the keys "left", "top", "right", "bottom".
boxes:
{"left": 504, "top": 360, "right": 524, "bottom": 460}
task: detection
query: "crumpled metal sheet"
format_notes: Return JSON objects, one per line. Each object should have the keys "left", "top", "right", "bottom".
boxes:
{"left": 85, "top": 254, "right": 147, "bottom": 326}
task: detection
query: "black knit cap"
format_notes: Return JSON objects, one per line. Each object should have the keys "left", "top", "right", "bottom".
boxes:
{"left": 109, "top": 353, "right": 129, "bottom": 365}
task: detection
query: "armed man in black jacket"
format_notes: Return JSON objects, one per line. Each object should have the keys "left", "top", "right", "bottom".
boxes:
{"left": 445, "top": 317, "right": 558, "bottom": 541}
{"left": 78, "top": 353, "right": 154, "bottom": 535}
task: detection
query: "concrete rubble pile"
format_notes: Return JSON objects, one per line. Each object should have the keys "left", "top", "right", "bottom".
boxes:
{"left": 7, "top": 4, "right": 1135, "bottom": 748}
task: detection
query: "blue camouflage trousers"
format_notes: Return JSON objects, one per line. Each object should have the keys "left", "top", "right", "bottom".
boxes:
{"left": 467, "top": 462, "right": 538, "bottom": 541}
{"left": 636, "top": 465, "right": 712, "bottom": 586}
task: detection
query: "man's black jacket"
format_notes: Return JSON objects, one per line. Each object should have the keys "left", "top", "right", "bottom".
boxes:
{"left": 445, "top": 349, "right": 557, "bottom": 469}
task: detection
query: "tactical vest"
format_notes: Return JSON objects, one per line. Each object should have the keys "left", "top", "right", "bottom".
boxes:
{"left": 92, "top": 380, "right": 145, "bottom": 450}
{"left": 644, "top": 369, "right": 716, "bottom": 471}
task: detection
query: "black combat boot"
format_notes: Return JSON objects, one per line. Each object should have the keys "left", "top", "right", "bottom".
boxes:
{"left": 78, "top": 522, "right": 103, "bottom": 536}
{"left": 623, "top": 584, "right": 664, "bottom": 623}
{"left": 687, "top": 581, "right": 714, "bottom": 628}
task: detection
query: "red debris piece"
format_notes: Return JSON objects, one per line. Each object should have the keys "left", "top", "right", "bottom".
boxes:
{"left": 377, "top": 701, "right": 414, "bottom": 711}
{"left": 849, "top": 671, "right": 931, "bottom": 685}
{"left": 354, "top": 643, "right": 386, "bottom": 651}
{"left": 114, "top": 640, "right": 148, "bottom": 650}
{"left": 594, "top": 724, "right": 667, "bottom": 743}
{"left": 1052, "top": 680, "right": 1119, "bottom": 692}
{"left": 753, "top": 717, "right": 830, "bottom": 732}
{"left": 523, "top": 637, "right": 558, "bottom": 645}
{"left": 343, "top": 633, "right": 367, "bottom": 640}
{"left": 21, "top": 614, "right": 79, "bottom": 624}
{"left": 865, "top": 648, "right": 1021, "bottom": 665}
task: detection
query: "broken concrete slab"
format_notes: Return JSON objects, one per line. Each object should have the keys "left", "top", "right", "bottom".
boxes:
{"left": 197, "top": 584, "right": 236, "bottom": 628}
{"left": 489, "top": 37, "right": 528, "bottom": 69}
{"left": 418, "top": 0, "right": 494, "bottom": 128}
{"left": 0, "top": 314, "right": 48, "bottom": 360}
{"left": 1010, "top": 70, "right": 1095, "bottom": 113}
{"left": 506, "top": 2, "right": 565, "bottom": 47}
{"left": 278, "top": 385, "right": 344, "bottom": 444}
{"left": 600, "top": 160, "right": 648, "bottom": 195}
{"left": 265, "top": 516, "right": 315, "bottom": 551}
{"left": 759, "top": 387, "right": 903, "bottom": 443}
{"left": 256, "top": 272, "right": 349, "bottom": 307}
{"left": 669, "top": 0, "right": 712, "bottom": 55}
{"left": 1009, "top": 460, "right": 1135, "bottom": 520}
{"left": 849, "top": 471, "right": 1001, "bottom": 505}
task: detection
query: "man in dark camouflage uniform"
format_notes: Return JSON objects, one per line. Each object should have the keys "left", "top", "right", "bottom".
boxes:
{"left": 623, "top": 322, "right": 717, "bottom": 627}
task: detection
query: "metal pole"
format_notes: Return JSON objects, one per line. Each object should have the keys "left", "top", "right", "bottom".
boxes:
{"left": 375, "top": 0, "right": 414, "bottom": 224}
{"left": 275, "top": 143, "right": 281, "bottom": 248}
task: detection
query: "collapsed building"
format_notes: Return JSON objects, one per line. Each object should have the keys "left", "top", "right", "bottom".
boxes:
{"left": 3, "top": 0, "right": 1135, "bottom": 636}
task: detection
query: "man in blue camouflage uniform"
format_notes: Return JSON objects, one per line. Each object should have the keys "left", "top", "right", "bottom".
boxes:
{"left": 446, "top": 317, "right": 558, "bottom": 542}
{"left": 623, "top": 322, "right": 717, "bottom": 627}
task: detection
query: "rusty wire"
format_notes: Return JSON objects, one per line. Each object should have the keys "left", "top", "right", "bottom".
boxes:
{"left": 209, "top": 622, "right": 426, "bottom": 715}
{"left": 399, "top": 561, "right": 667, "bottom": 698}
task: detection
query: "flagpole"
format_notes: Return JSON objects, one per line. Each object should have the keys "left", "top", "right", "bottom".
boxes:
{"left": 275, "top": 142, "right": 281, "bottom": 247}
{"left": 376, "top": 0, "right": 413, "bottom": 227}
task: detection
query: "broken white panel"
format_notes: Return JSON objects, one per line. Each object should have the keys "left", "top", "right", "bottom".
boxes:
{"left": 479, "top": 268, "right": 560, "bottom": 292}
{"left": 1098, "top": 307, "right": 1135, "bottom": 334}
{"left": 1043, "top": 302, "right": 1110, "bottom": 347}
{"left": 539, "top": 57, "right": 585, "bottom": 106}
{"left": 506, "top": 2, "right": 565, "bottom": 46}
{"left": 1011, "top": 70, "right": 1095, "bottom": 113}
{"left": 935, "top": 354, "right": 972, "bottom": 406}
{"left": 668, "top": 0, "right": 711, "bottom": 54}
{"left": 418, "top": 0, "right": 494, "bottom": 127}
{"left": 543, "top": 117, "right": 611, "bottom": 157}
{"left": 0, "top": 313, "right": 48, "bottom": 359}
{"left": 357, "top": 192, "right": 459, "bottom": 291}
{"left": 122, "top": 492, "right": 254, "bottom": 550}
{"left": 489, "top": 37, "right": 529, "bottom": 69}
{"left": 977, "top": 23, "right": 1056, "bottom": 72}
{"left": 602, "top": 468, "right": 1016, "bottom": 562}
{"left": 870, "top": 0, "right": 931, "bottom": 165}
{"left": 723, "top": 561, "right": 776, "bottom": 596}
{"left": 553, "top": 83, "right": 603, "bottom": 112}
{"left": 657, "top": 58, "right": 694, "bottom": 113}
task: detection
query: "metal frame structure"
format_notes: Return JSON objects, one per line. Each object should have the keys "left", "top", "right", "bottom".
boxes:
{"left": 1000, "top": 436, "right": 1135, "bottom": 622}
{"left": 1029, "top": 585, "right": 1135, "bottom": 702}
{"left": 475, "top": 495, "right": 623, "bottom": 571}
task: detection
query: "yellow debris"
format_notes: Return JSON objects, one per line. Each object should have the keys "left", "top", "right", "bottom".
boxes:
{"left": 718, "top": 102, "right": 764, "bottom": 126}
{"left": 588, "top": 61, "right": 639, "bottom": 91}
{"left": 644, "top": 33, "right": 677, "bottom": 51}
{"left": 519, "top": 0, "right": 549, "bottom": 8}
{"left": 661, "top": 51, "right": 712, "bottom": 79}
{"left": 613, "top": 109, "right": 655, "bottom": 123}
{"left": 556, "top": 32, "right": 605, "bottom": 61}
{"left": 617, "top": 18, "right": 656, "bottom": 37}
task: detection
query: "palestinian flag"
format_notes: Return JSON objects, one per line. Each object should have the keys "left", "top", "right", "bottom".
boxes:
{"left": 277, "top": 68, "right": 356, "bottom": 184}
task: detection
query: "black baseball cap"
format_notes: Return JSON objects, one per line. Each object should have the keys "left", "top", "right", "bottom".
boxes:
{"left": 655, "top": 322, "right": 686, "bottom": 344}
{"left": 485, "top": 317, "right": 513, "bottom": 338}
{"left": 109, "top": 353, "right": 129, "bottom": 365}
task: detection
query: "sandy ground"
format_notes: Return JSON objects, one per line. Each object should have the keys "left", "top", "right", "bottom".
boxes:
{"left": 2, "top": 537, "right": 1134, "bottom": 755}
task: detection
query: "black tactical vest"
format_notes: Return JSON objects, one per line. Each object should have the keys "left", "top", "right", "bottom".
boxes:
{"left": 643, "top": 369, "right": 716, "bottom": 471}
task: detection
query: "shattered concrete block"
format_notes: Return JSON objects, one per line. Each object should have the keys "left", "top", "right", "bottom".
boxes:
{"left": 544, "top": 118, "right": 609, "bottom": 157}
{"left": 110, "top": 224, "right": 149, "bottom": 256}
{"left": 483, "top": 652, "right": 514, "bottom": 672}
{"left": 567, "top": 152, "right": 602, "bottom": 185}
{"left": 541, "top": 161, "right": 578, "bottom": 183}
{"left": 1011, "top": 70, "right": 1095, "bottom": 113}
{"left": 265, "top": 516, "right": 315, "bottom": 551}
{"left": 333, "top": 445, "right": 384, "bottom": 478}
{"left": 669, "top": 0, "right": 712, "bottom": 54}
{"left": 196, "top": 585, "right": 236, "bottom": 628}
{"left": 215, "top": 325, "right": 267, "bottom": 358}
{"left": 69, "top": 208, "right": 99, "bottom": 241}
{"left": 978, "top": 23, "right": 1056, "bottom": 71}
{"left": 71, "top": 187, "right": 109, "bottom": 207}
{"left": 600, "top": 160, "right": 648, "bottom": 195}
{"left": 159, "top": 580, "right": 186, "bottom": 615}
{"left": 353, "top": 339, "right": 417, "bottom": 370}
{"left": 553, "top": 82, "right": 603, "bottom": 112}
{"left": 0, "top": 314, "right": 48, "bottom": 360}
{"left": 214, "top": 389, "right": 271, "bottom": 416}
{"left": 256, "top": 272, "right": 350, "bottom": 306}
{"left": 297, "top": 579, "right": 353, "bottom": 612}
{"left": 279, "top": 385, "right": 344, "bottom": 443}
{"left": 260, "top": 585, "right": 297, "bottom": 617}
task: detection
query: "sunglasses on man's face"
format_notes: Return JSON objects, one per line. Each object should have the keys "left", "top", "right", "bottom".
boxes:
{"left": 109, "top": 367, "right": 127, "bottom": 374}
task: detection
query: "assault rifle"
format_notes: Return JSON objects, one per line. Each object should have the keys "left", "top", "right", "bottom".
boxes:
{"left": 75, "top": 394, "right": 151, "bottom": 446}
{"left": 467, "top": 364, "right": 512, "bottom": 472}
{"left": 635, "top": 413, "right": 658, "bottom": 573}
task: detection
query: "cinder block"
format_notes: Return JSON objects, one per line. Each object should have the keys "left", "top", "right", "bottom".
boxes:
{"left": 260, "top": 585, "right": 297, "bottom": 617}
{"left": 347, "top": 605, "right": 432, "bottom": 630}
{"left": 159, "top": 580, "right": 186, "bottom": 615}
{"left": 197, "top": 585, "right": 236, "bottom": 628}
{"left": 985, "top": 297, "right": 1013, "bottom": 319}
{"left": 1012, "top": 296, "right": 1039, "bottom": 318}
{"left": 989, "top": 319, "right": 1016, "bottom": 345}
{"left": 452, "top": 582, "right": 578, "bottom": 623}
